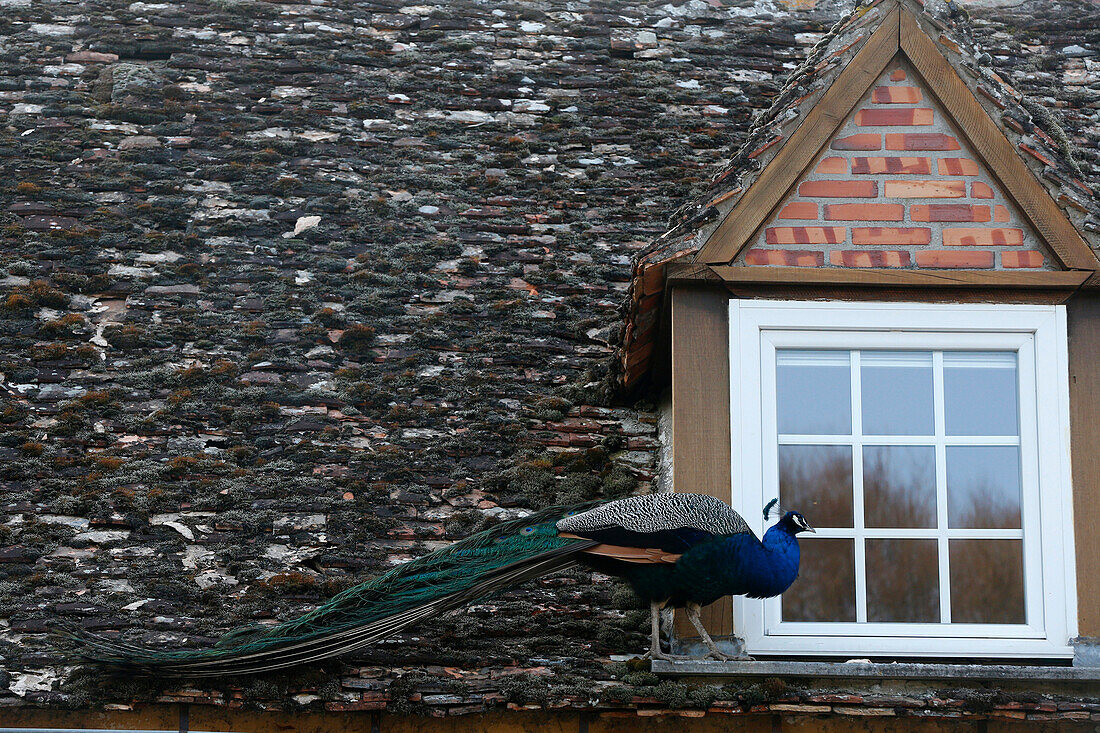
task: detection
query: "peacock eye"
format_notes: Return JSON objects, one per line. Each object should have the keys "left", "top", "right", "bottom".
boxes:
{"left": 565, "top": 511, "right": 579, "bottom": 517}
{"left": 521, "top": 526, "right": 536, "bottom": 534}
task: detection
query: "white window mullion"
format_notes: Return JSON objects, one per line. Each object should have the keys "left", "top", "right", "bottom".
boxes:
{"left": 850, "top": 350, "right": 867, "bottom": 624}
{"left": 778, "top": 434, "right": 1019, "bottom": 446}
{"left": 811, "top": 528, "right": 1023, "bottom": 540}
{"left": 932, "top": 350, "right": 952, "bottom": 624}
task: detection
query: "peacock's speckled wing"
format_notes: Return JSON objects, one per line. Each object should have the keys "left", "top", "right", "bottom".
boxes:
{"left": 555, "top": 493, "right": 753, "bottom": 553}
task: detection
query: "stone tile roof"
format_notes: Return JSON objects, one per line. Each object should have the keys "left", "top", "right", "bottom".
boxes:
{"left": 0, "top": 0, "right": 1097, "bottom": 719}
{"left": 619, "top": 0, "right": 1100, "bottom": 392}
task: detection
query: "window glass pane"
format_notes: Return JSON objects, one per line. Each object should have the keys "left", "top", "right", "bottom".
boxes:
{"left": 866, "top": 539, "right": 939, "bottom": 622}
{"left": 861, "top": 351, "right": 934, "bottom": 436}
{"left": 943, "top": 352, "right": 1018, "bottom": 436}
{"left": 777, "top": 350, "right": 851, "bottom": 435}
{"left": 949, "top": 540, "right": 1025, "bottom": 624}
{"left": 779, "top": 444, "right": 853, "bottom": 528}
{"left": 863, "top": 445, "right": 936, "bottom": 528}
{"left": 782, "top": 538, "right": 855, "bottom": 622}
{"left": 946, "top": 446, "right": 1021, "bottom": 529}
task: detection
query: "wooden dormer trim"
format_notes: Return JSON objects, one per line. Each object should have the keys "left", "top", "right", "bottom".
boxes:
{"left": 694, "top": 0, "right": 1099, "bottom": 276}
{"left": 695, "top": 3, "right": 901, "bottom": 265}
{"left": 706, "top": 266, "right": 1090, "bottom": 289}
{"left": 898, "top": 11, "right": 1098, "bottom": 272}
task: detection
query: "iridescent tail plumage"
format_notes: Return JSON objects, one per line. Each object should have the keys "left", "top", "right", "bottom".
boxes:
{"left": 61, "top": 504, "right": 598, "bottom": 677}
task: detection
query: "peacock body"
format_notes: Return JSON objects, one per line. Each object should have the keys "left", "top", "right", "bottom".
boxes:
{"left": 66, "top": 493, "right": 812, "bottom": 675}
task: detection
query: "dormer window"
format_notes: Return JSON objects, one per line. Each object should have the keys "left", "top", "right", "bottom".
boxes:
{"left": 730, "top": 300, "right": 1075, "bottom": 658}
{"left": 622, "top": 0, "right": 1100, "bottom": 666}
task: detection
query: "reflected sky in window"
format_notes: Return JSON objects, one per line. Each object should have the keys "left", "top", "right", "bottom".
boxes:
{"left": 944, "top": 352, "right": 1018, "bottom": 436}
{"left": 777, "top": 350, "right": 850, "bottom": 435}
{"left": 946, "top": 446, "right": 1022, "bottom": 529}
{"left": 861, "top": 351, "right": 934, "bottom": 436}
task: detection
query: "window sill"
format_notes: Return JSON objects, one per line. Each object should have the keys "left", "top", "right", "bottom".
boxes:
{"left": 651, "top": 659, "right": 1100, "bottom": 682}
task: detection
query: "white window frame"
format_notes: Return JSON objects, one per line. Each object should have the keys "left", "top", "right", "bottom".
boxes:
{"left": 729, "top": 300, "right": 1077, "bottom": 659}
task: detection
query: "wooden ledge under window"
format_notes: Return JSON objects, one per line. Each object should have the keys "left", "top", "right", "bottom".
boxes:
{"left": 651, "top": 659, "right": 1100, "bottom": 682}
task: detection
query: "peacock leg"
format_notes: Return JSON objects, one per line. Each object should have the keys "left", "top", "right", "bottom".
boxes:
{"left": 686, "top": 603, "right": 752, "bottom": 661}
{"left": 648, "top": 600, "right": 663, "bottom": 658}
{"left": 642, "top": 600, "right": 688, "bottom": 660}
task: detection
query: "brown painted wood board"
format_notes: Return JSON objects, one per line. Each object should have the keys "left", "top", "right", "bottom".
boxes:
{"left": 709, "top": 266, "right": 1089, "bottom": 289}
{"left": 900, "top": 11, "right": 1099, "bottom": 272}
{"left": 665, "top": 261, "right": 723, "bottom": 285}
{"left": 1066, "top": 294, "right": 1100, "bottom": 635}
{"left": 696, "top": 3, "right": 901, "bottom": 265}
{"left": 719, "top": 283, "right": 1077, "bottom": 305}
{"left": 671, "top": 287, "right": 734, "bottom": 638}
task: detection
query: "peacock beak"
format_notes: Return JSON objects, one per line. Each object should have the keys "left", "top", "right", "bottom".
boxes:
{"left": 804, "top": 523, "right": 816, "bottom": 534}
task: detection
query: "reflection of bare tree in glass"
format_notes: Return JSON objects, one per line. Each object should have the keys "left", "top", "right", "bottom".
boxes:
{"left": 780, "top": 447, "right": 855, "bottom": 622}
{"left": 948, "top": 466, "right": 1021, "bottom": 529}
{"left": 950, "top": 540, "right": 1025, "bottom": 624}
{"left": 779, "top": 445, "right": 853, "bottom": 527}
{"left": 864, "top": 446, "right": 935, "bottom": 528}
{"left": 866, "top": 540, "right": 938, "bottom": 622}
{"left": 948, "top": 454, "right": 1025, "bottom": 623}
{"left": 779, "top": 446, "right": 1025, "bottom": 625}
{"left": 783, "top": 539, "right": 856, "bottom": 622}
{"left": 863, "top": 448, "right": 940, "bottom": 622}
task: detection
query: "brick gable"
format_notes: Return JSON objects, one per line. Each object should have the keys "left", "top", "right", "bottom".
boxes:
{"left": 736, "top": 61, "right": 1055, "bottom": 272}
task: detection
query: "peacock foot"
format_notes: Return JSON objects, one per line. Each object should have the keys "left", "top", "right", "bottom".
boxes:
{"left": 703, "top": 651, "right": 754, "bottom": 662}
{"left": 642, "top": 649, "right": 692, "bottom": 661}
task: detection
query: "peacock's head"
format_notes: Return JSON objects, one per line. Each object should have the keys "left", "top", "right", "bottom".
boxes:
{"left": 778, "top": 511, "right": 815, "bottom": 535}
{"left": 763, "top": 499, "right": 815, "bottom": 535}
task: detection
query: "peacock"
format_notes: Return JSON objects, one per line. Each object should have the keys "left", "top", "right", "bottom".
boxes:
{"left": 63, "top": 493, "right": 812, "bottom": 676}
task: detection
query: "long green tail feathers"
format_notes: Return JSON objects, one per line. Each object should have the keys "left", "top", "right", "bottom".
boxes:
{"left": 61, "top": 505, "right": 598, "bottom": 677}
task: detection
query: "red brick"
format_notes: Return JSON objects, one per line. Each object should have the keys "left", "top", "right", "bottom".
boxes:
{"left": 885, "top": 133, "right": 961, "bottom": 150}
{"left": 977, "top": 85, "right": 1007, "bottom": 109}
{"left": 745, "top": 249, "right": 824, "bottom": 266}
{"left": 852, "top": 227, "right": 931, "bottom": 246}
{"left": 856, "top": 108, "right": 934, "bottom": 126}
{"left": 766, "top": 226, "right": 846, "bottom": 245}
{"left": 1001, "top": 251, "right": 1044, "bottom": 268}
{"left": 325, "top": 701, "right": 388, "bottom": 711}
{"left": 971, "top": 182, "right": 994, "bottom": 198}
{"left": 851, "top": 156, "right": 931, "bottom": 174}
{"left": 799, "top": 180, "right": 877, "bottom": 197}
{"left": 937, "top": 158, "right": 981, "bottom": 175}
{"left": 910, "top": 204, "right": 991, "bottom": 222}
{"left": 825, "top": 203, "right": 904, "bottom": 221}
{"left": 816, "top": 157, "right": 848, "bottom": 174}
{"left": 747, "top": 134, "right": 783, "bottom": 159}
{"left": 884, "top": 180, "right": 966, "bottom": 198}
{"left": 1004, "top": 116, "right": 1026, "bottom": 134}
{"left": 994, "top": 205, "right": 1010, "bottom": 222}
{"left": 830, "top": 250, "right": 911, "bottom": 267}
{"left": 832, "top": 134, "right": 881, "bottom": 151}
{"left": 890, "top": 69, "right": 907, "bottom": 81}
{"left": 872, "top": 86, "right": 923, "bottom": 103}
{"left": 942, "top": 228, "right": 1024, "bottom": 247}
{"left": 916, "top": 250, "right": 994, "bottom": 268}
{"left": 778, "top": 202, "right": 818, "bottom": 220}
{"left": 1019, "top": 143, "right": 1054, "bottom": 167}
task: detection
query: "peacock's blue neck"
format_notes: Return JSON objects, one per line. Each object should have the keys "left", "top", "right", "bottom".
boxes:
{"left": 715, "top": 526, "right": 801, "bottom": 599}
